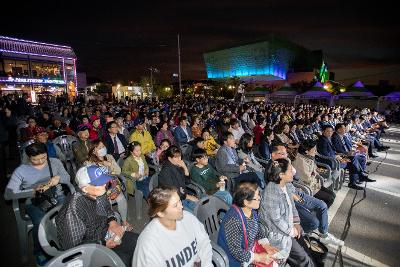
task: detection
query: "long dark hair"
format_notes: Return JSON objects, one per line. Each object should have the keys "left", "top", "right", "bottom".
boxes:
{"left": 238, "top": 133, "right": 253, "bottom": 153}
{"left": 87, "top": 139, "right": 105, "bottom": 164}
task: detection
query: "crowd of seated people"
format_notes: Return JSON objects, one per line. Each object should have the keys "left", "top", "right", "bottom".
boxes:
{"left": 2, "top": 95, "right": 395, "bottom": 267}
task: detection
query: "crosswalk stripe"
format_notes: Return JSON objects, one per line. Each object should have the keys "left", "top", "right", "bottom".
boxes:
{"left": 327, "top": 244, "right": 390, "bottom": 267}
{"left": 370, "top": 160, "right": 400, "bottom": 168}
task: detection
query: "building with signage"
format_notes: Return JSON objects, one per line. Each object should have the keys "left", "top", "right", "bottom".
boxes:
{"left": 203, "top": 36, "right": 324, "bottom": 87}
{"left": 0, "top": 35, "right": 77, "bottom": 102}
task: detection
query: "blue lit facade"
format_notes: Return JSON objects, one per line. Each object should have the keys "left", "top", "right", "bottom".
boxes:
{"left": 204, "top": 40, "right": 294, "bottom": 80}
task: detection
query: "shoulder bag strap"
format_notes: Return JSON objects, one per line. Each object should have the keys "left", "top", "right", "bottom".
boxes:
{"left": 47, "top": 154, "right": 54, "bottom": 178}
{"left": 232, "top": 205, "right": 249, "bottom": 250}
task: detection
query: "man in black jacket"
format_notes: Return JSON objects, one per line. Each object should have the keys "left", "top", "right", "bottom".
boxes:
{"left": 104, "top": 121, "right": 127, "bottom": 161}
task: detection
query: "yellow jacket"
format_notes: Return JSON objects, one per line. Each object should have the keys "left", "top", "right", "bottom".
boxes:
{"left": 204, "top": 136, "right": 220, "bottom": 156}
{"left": 129, "top": 130, "right": 156, "bottom": 155}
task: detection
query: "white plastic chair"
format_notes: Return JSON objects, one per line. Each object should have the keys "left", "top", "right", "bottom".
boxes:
{"left": 45, "top": 244, "right": 126, "bottom": 267}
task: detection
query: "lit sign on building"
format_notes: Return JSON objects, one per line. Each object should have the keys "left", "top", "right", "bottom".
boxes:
{"left": 0, "top": 77, "right": 66, "bottom": 85}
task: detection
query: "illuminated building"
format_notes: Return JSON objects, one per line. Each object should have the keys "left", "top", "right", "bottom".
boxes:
{"left": 203, "top": 36, "right": 323, "bottom": 85}
{"left": 0, "top": 36, "right": 77, "bottom": 101}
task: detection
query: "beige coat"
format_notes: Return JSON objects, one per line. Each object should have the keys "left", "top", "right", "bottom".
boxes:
{"left": 292, "top": 153, "right": 321, "bottom": 195}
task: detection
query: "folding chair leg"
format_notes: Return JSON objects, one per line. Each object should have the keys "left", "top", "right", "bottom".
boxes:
{"left": 17, "top": 221, "right": 31, "bottom": 263}
{"left": 135, "top": 190, "right": 143, "bottom": 220}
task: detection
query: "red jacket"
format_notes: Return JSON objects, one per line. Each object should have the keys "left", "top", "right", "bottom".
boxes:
{"left": 253, "top": 124, "right": 264, "bottom": 145}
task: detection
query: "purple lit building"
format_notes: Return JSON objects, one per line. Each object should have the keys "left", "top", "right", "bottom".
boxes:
{"left": 0, "top": 36, "right": 77, "bottom": 101}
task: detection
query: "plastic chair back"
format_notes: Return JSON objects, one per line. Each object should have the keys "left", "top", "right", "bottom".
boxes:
{"left": 117, "top": 157, "right": 125, "bottom": 168}
{"left": 149, "top": 172, "right": 159, "bottom": 192}
{"left": 53, "top": 135, "right": 77, "bottom": 161}
{"left": 12, "top": 196, "right": 34, "bottom": 263}
{"left": 211, "top": 241, "right": 229, "bottom": 267}
{"left": 193, "top": 196, "right": 229, "bottom": 242}
{"left": 54, "top": 135, "right": 78, "bottom": 176}
{"left": 38, "top": 205, "right": 62, "bottom": 256}
{"left": 180, "top": 144, "right": 191, "bottom": 160}
{"left": 45, "top": 244, "right": 126, "bottom": 267}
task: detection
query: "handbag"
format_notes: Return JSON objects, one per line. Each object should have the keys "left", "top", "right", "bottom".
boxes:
{"left": 106, "top": 176, "right": 124, "bottom": 200}
{"left": 301, "top": 235, "right": 328, "bottom": 267}
{"left": 31, "top": 156, "right": 58, "bottom": 212}
{"left": 232, "top": 205, "right": 273, "bottom": 267}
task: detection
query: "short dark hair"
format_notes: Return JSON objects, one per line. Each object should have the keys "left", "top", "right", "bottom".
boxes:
{"left": 159, "top": 138, "right": 171, "bottom": 148}
{"left": 165, "top": 145, "right": 182, "bottom": 159}
{"left": 25, "top": 142, "right": 47, "bottom": 157}
{"left": 194, "top": 137, "right": 204, "bottom": 145}
{"left": 232, "top": 182, "right": 258, "bottom": 208}
{"left": 230, "top": 118, "right": 239, "bottom": 126}
{"left": 335, "top": 123, "right": 345, "bottom": 131}
{"left": 262, "top": 128, "right": 274, "bottom": 140}
{"left": 256, "top": 115, "right": 265, "bottom": 125}
{"left": 201, "top": 127, "right": 210, "bottom": 135}
{"left": 192, "top": 148, "right": 207, "bottom": 160}
{"left": 322, "top": 125, "right": 334, "bottom": 131}
{"left": 180, "top": 116, "right": 187, "bottom": 123}
{"left": 274, "top": 123, "right": 287, "bottom": 134}
{"left": 106, "top": 121, "right": 117, "bottom": 130}
{"left": 221, "top": 131, "right": 234, "bottom": 142}
{"left": 271, "top": 143, "right": 286, "bottom": 153}
{"left": 265, "top": 158, "right": 291, "bottom": 184}
{"left": 26, "top": 116, "right": 36, "bottom": 123}
{"left": 298, "top": 139, "right": 317, "bottom": 155}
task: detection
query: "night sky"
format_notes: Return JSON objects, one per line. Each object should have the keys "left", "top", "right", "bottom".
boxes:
{"left": 2, "top": 1, "right": 400, "bottom": 86}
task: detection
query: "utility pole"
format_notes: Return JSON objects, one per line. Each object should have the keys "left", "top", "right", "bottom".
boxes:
{"left": 150, "top": 68, "right": 153, "bottom": 98}
{"left": 148, "top": 67, "right": 158, "bottom": 99}
{"left": 178, "top": 34, "right": 182, "bottom": 102}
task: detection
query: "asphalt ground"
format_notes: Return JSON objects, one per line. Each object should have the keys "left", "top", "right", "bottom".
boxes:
{"left": 324, "top": 125, "right": 400, "bottom": 267}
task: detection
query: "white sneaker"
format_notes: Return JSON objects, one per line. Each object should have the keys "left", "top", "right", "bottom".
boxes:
{"left": 319, "top": 233, "right": 345, "bottom": 247}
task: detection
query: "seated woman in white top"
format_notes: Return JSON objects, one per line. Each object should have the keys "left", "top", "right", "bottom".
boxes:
{"left": 132, "top": 186, "right": 213, "bottom": 267}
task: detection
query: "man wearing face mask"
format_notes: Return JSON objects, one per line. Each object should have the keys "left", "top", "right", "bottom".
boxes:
{"left": 56, "top": 165, "right": 138, "bottom": 267}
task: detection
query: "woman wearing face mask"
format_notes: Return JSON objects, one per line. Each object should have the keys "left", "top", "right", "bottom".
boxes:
{"left": 85, "top": 140, "right": 131, "bottom": 229}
